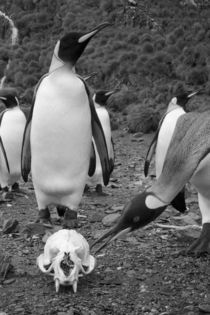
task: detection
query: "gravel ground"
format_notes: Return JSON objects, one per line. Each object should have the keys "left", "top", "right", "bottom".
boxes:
{"left": 0, "top": 130, "right": 209, "bottom": 315}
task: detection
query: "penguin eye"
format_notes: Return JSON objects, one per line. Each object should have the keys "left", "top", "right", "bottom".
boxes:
{"left": 133, "top": 216, "right": 140, "bottom": 223}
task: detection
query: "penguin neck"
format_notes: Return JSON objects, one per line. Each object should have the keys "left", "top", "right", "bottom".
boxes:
{"left": 49, "top": 54, "right": 76, "bottom": 73}
{"left": 94, "top": 102, "right": 102, "bottom": 109}
{"left": 167, "top": 102, "right": 185, "bottom": 114}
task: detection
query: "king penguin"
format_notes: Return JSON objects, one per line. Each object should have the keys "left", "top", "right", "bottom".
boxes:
{"left": 144, "top": 90, "right": 198, "bottom": 213}
{"left": 91, "top": 111, "right": 210, "bottom": 256}
{"left": 0, "top": 88, "right": 26, "bottom": 197}
{"left": 21, "top": 23, "right": 112, "bottom": 228}
{"left": 86, "top": 90, "right": 115, "bottom": 195}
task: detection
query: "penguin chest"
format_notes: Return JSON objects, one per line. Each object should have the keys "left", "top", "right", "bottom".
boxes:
{"left": 156, "top": 108, "right": 185, "bottom": 177}
{"left": 31, "top": 73, "right": 92, "bottom": 187}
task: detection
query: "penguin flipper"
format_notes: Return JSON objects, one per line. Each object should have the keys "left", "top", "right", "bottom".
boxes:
{"left": 0, "top": 136, "right": 10, "bottom": 174}
{"left": 0, "top": 110, "right": 10, "bottom": 173}
{"left": 109, "top": 137, "right": 115, "bottom": 174}
{"left": 80, "top": 78, "right": 111, "bottom": 186}
{"left": 88, "top": 141, "right": 96, "bottom": 177}
{"left": 91, "top": 112, "right": 111, "bottom": 185}
{"left": 170, "top": 187, "right": 187, "bottom": 213}
{"left": 21, "top": 119, "right": 31, "bottom": 182}
{"left": 144, "top": 133, "right": 158, "bottom": 177}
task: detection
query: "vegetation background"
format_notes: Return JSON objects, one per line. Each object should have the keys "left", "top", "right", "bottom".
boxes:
{"left": 1, "top": 0, "right": 210, "bottom": 133}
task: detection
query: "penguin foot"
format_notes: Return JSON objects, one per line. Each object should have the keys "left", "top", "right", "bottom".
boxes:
{"left": 62, "top": 208, "right": 78, "bottom": 229}
{"left": 187, "top": 223, "right": 210, "bottom": 256}
{"left": 1, "top": 187, "right": 12, "bottom": 202}
{"left": 11, "top": 182, "right": 19, "bottom": 192}
{"left": 95, "top": 184, "right": 108, "bottom": 196}
{"left": 84, "top": 185, "right": 90, "bottom": 194}
{"left": 56, "top": 205, "right": 66, "bottom": 217}
{"left": 35, "top": 208, "right": 52, "bottom": 227}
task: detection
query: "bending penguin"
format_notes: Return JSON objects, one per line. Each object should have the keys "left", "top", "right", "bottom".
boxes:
{"left": 86, "top": 90, "right": 115, "bottom": 195}
{"left": 21, "top": 23, "right": 112, "bottom": 228}
{"left": 92, "top": 110, "right": 210, "bottom": 256}
{"left": 0, "top": 88, "right": 26, "bottom": 198}
{"left": 144, "top": 89, "right": 198, "bottom": 213}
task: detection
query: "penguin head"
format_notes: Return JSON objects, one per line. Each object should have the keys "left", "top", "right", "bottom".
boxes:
{"left": 91, "top": 191, "right": 167, "bottom": 253}
{"left": 172, "top": 91, "right": 198, "bottom": 108}
{"left": 94, "top": 90, "right": 116, "bottom": 106}
{"left": 54, "top": 23, "right": 110, "bottom": 66}
{"left": 0, "top": 88, "right": 19, "bottom": 108}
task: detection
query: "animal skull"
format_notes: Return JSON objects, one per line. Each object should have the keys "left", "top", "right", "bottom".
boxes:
{"left": 37, "top": 229, "right": 96, "bottom": 293}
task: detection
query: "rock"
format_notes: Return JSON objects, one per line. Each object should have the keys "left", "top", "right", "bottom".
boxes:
{"left": 133, "top": 132, "right": 143, "bottom": 138}
{"left": 3, "top": 278, "right": 16, "bottom": 284}
{"left": 184, "top": 305, "right": 194, "bottom": 311}
{"left": 105, "top": 205, "right": 123, "bottom": 214}
{"left": 89, "top": 213, "right": 103, "bottom": 223}
{"left": 0, "top": 211, "right": 4, "bottom": 227}
{"left": 102, "top": 213, "right": 121, "bottom": 227}
{"left": 0, "top": 313, "right": 8, "bottom": 315}
{"left": 0, "top": 251, "right": 13, "bottom": 281}
{"left": 92, "top": 229, "right": 105, "bottom": 240}
{"left": 110, "top": 183, "right": 120, "bottom": 189}
{"left": 2, "top": 219, "right": 19, "bottom": 234}
{"left": 198, "top": 303, "right": 210, "bottom": 313}
{"left": 21, "top": 223, "right": 53, "bottom": 237}
{"left": 125, "top": 236, "right": 139, "bottom": 245}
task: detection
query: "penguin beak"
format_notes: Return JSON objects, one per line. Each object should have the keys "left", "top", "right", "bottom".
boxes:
{"left": 188, "top": 91, "right": 199, "bottom": 98}
{"left": 105, "top": 90, "right": 116, "bottom": 96}
{"left": 83, "top": 72, "right": 97, "bottom": 81}
{"left": 78, "top": 22, "right": 111, "bottom": 43}
{"left": 90, "top": 225, "right": 132, "bottom": 255}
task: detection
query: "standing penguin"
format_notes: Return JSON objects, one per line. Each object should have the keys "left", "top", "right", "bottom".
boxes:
{"left": 86, "top": 90, "right": 115, "bottom": 195}
{"left": 91, "top": 111, "right": 210, "bottom": 256}
{"left": 144, "top": 90, "right": 198, "bottom": 212}
{"left": 21, "top": 23, "right": 112, "bottom": 228}
{"left": 0, "top": 88, "right": 26, "bottom": 198}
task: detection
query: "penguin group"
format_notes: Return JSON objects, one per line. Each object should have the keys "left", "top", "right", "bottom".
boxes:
{"left": 1, "top": 20, "right": 210, "bottom": 264}
{"left": 93, "top": 88, "right": 210, "bottom": 256}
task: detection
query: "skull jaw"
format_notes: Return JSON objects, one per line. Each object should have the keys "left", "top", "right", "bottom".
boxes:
{"left": 54, "top": 278, "right": 78, "bottom": 293}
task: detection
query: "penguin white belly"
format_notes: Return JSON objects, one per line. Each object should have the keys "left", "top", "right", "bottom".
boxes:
{"left": 155, "top": 108, "right": 185, "bottom": 177}
{"left": 31, "top": 70, "right": 91, "bottom": 209}
{"left": 0, "top": 108, "right": 26, "bottom": 187}
{"left": 87, "top": 107, "right": 112, "bottom": 187}
{"left": 191, "top": 153, "right": 210, "bottom": 224}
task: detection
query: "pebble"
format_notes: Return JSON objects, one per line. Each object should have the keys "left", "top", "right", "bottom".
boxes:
{"left": 105, "top": 205, "right": 123, "bottom": 214}
{"left": 14, "top": 308, "right": 25, "bottom": 313}
{"left": 199, "top": 303, "right": 210, "bottom": 313}
{"left": 102, "top": 213, "right": 121, "bottom": 227}
{"left": 184, "top": 305, "right": 194, "bottom": 311}
{"left": 2, "top": 219, "right": 19, "bottom": 234}
{"left": 89, "top": 213, "right": 103, "bottom": 223}
{"left": 3, "top": 278, "right": 16, "bottom": 285}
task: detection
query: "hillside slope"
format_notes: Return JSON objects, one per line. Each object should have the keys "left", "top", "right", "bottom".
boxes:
{"left": 0, "top": 0, "right": 210, "bottom": 131}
